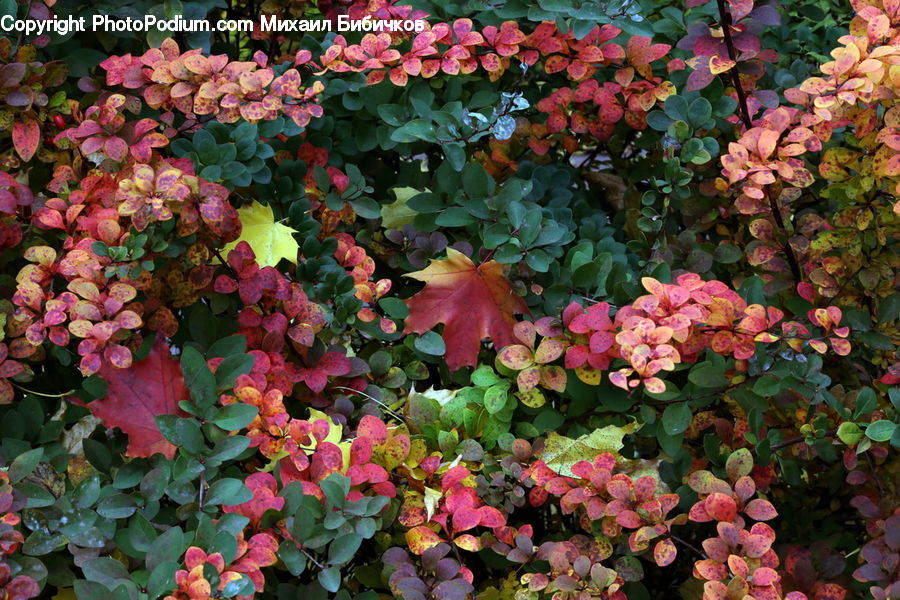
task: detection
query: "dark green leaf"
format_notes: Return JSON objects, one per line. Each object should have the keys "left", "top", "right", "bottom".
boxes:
{"left": 212, "top": 404, "right": 259, "bottom": 431}
{"left": 662, "top": 402, "right": 692, "bottom": 435}
{"left": 328, "top": 533, "right": 362, "bottom": 565}
{"left": 9, "top": 448, "right": 42, "bottom": 484}
{"left": 146, "top": 527, "right": 186, "bottom": 572}
{"left": 866, "top": 420, "right": 896, "bottom": 442}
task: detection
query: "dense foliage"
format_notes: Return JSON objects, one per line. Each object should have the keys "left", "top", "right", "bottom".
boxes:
{"left": 0, "top": 0, "right": 897, "bottom": 599}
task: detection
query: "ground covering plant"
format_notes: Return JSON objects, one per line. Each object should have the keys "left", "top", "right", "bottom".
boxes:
{"left": 0, "top": 0, "right": 897, "bottom": 599}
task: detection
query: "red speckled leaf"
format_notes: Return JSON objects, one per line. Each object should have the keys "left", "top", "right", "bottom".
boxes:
{"left": 539, "top": 366, "right": 567, "bottom": 392}
{"left": 742, "top": 533, "right": 773, "bottom": 557}
{"left": 733, "top": 476, "right": 756, "bottom": 502}
{"left": 627, "top": 36, "right": 671, "bottom": 66}
{"left": 814, "top": 583, "right": 846, "bottom": 600}
{"left": 223, "top": 472, "right": 285, "bottom": 528}
{"left": 653, "top": 538, "right": 677, "bottom": 566}
{"left": 358, "top": 415, "right": 389, "bottom": 445}
{"left": 12, "top": 118, "right": 40, "bottom": 162}
{"left": 617, "top": 510, "right": 642, "bottom": 528}
{"left": 704, "top": 493, "right": 738, "bottom": 522}
{"left": 829, "top": 338, "right": 852, "bottom": 356}
{"left": 744, "top": 498, "right": 778, "bottom": 521}
{"left": 498, "top": 345, "right": 534, "bottom": 370}
{"left": 689, "top": 501, "right": 712, "bottom": 522}
{"left": 703, "top": 581, "right": 729, "bottom": 599}
{"left": 479, "top": 506, "right": 505, "bottom": 528}
{"left": 694, "top": 559, "right": 728, "bottom": 581}
{"left": 752, "top": 566, "right": 779, "bottom": 586}
{"left": 86, "top": 336, "right": 187, "bottom": 459}
{"left": 452, "top": 506, "right": 481, "bottom": 533}
{"left": 702, "top": 538, "right": 729, "bottom": 562}
{"left": 633, "top": 475, "right": 657, "bottom": 501}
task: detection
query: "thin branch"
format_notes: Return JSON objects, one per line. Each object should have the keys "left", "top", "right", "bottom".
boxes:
{"left": 332, "top": 386, "right": 405, "bottom": 423}
{"left": 14, "top": 0, "right": 35, "bottom": 52}
{"left": 769, "top": 435, "right": 806, "bottom": 451}
{"left": 299, "top": 545, "right": 324, "bottom": 569}
{"left": 715, "top": 0, "right": 802, "bottom": 283}
{"left": 13, "top": 384, "right": 76, "bottom": 398}
{"left": 770, "top": 428, "right": 836, "bottom": 451}
{"left": 198, "top": 473, "right": 206, "bottom": 509}
{"left": 670, "top": 534, "right": 707, "bottom": 559}
{"left": 762, "top": 190, "right": 803, "bottom": 283}
{"left": 715, "top": 0, "right": 752, "bottom": 130}
{"left": 865, "top": 451, "right": 886, "bottom": 496}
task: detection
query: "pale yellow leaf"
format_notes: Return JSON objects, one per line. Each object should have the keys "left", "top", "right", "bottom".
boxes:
{"left": 424, "top": 486, "right": 442, "bottom": 522}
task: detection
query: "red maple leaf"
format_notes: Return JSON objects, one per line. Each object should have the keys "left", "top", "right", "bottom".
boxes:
{"left": 86, "top": 336, "right": 188, "bottom": 459}
{"left": 403, "top": 248, "right": 529, "bottom": 370}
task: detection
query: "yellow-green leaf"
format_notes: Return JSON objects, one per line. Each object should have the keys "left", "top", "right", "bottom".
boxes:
{"left": 224, "top": 201, "right": 300, "bottom": 268}
{"left": 539, "top": 421, "right": 641, "bottom": 477}
{"left": 381, "top": 187, "right": 422, "bottom": 229}
{"left": 516, "top": 388, "right": 546, "bottom": 408}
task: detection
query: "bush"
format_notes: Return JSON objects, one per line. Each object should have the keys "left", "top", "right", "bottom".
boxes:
{"left": 0, "top": 0, "right": 897, "bottom": 599}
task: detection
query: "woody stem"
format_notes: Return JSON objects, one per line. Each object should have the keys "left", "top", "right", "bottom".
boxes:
{"left": 716, "top": 0, "right": 802, "bottom": 283}
{"left": 715, "top": 0, "right": 753, "bottom": 130}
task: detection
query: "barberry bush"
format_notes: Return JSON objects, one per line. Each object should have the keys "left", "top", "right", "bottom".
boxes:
{"left": 0, "top": 0, "right": 897, "bottom": 599}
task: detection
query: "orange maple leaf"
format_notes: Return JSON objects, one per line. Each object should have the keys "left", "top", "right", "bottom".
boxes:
{"left": 403, "top": 248, "right": 529, "bottom": 370}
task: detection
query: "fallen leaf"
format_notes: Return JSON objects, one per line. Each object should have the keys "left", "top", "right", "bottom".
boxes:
{"left": 403, "top": 248, "right": 529, "bottom": 370}
{"left": 223, "top": 201, "right": 299, "bottom": 268}
{"left": 381, "top": 187, "right": 422, "bottom": 229}
{"left": 61, "top": 413, "right": 102, "bottom": 457}
{"left": 86, "top": 336, "right": 188, "bottom": 459}
{"left": 539, "top": 422, "right": 641, "bottom": 477}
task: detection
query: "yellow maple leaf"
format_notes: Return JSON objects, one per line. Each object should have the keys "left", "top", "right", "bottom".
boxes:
{"left": 223, "top": 201, "right": 300, "bottom": 268}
